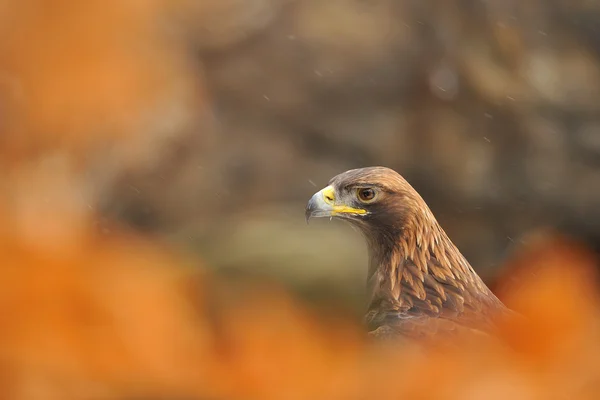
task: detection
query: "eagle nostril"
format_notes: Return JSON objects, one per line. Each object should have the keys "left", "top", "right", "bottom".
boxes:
{"left": 321, "top": 186, "right": 336, "bottom": 204}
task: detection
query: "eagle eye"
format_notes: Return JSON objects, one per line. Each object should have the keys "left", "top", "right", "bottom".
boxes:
{"left": 357, "top": 187, "right": 376, "bottom": 203}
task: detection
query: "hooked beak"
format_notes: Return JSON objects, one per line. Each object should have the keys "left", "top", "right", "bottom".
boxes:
{"left": 305, "top": 185, "right": 367, "bottom": 223}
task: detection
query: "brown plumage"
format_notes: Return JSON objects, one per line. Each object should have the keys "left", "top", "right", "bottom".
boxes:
{"left": 305, "top": 166, "right": 512, "bottom": 341}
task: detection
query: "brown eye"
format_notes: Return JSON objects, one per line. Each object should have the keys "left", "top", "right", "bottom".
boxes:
{"left": 357, "top": 188, "right": 376, "bottom": 202}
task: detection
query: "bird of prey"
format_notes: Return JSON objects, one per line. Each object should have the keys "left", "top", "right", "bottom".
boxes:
{"left": 305, "top": 167, "right": 512, "bottom": 341}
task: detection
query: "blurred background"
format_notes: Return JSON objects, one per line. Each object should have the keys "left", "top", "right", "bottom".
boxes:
{"left": 2, "top": 0, "right": 600, "bottom": 399}
{"left": 95, "top": 0, "right": 600, "bottom": 303}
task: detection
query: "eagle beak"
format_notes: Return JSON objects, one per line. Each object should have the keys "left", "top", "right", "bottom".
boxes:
{"left": 305, "top": 185, "right": 367, "bottom": 223}
{"left": 305, "top": 185, "right": 336, "bottom": 222}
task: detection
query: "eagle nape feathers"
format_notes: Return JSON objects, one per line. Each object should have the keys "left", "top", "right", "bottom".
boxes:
{"left": 305, "top": 166, "right": 513, "bottom": 341}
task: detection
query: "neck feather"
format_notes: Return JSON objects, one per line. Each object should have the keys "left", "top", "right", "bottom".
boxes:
{"left": 364, "top": 208, "right": 503, "bottom": 325}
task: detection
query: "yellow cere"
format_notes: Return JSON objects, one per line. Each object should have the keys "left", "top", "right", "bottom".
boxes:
{"left": 320, "top": 185, "right": 367, "bottom": 215}
{"left": 321, "top": 185, "right": 336, "bottom": 205}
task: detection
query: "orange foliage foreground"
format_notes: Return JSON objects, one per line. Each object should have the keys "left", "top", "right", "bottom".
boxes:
{"left": 0, "top": 0, "right": 203, "bottom": 165}
{"left": 0, "top": 183, "right": 599, "bottom": 400}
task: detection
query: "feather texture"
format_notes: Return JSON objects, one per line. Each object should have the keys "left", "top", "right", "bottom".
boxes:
{"left": 324, "top": 167, "right": 513, "bottom": 340}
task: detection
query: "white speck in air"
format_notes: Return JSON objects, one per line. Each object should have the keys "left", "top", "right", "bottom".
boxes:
{"left": 128, "top": 185, "right": 140, "bottom": 194}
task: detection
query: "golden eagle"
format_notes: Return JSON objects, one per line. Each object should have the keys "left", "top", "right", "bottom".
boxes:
{"left": 306, "top": 167, "right": 512, "bottom": 340}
